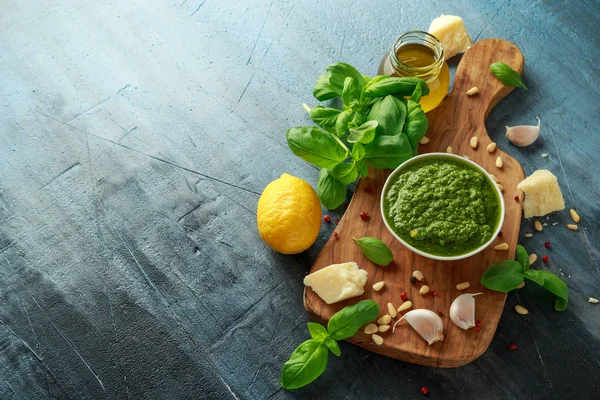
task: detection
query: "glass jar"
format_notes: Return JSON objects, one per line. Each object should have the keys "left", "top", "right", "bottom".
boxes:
{"left": 378, "top": 31, "right": 450, "bottom": 113}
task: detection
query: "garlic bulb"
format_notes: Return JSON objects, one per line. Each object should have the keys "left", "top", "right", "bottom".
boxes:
{"left": 505, "top": 117, "right": 540, "bottom": 147}
{"left": 393, "top": 309, "right": 444, "bottom": 345}
{"left": 449, "top": 293, "right": 482, "bottom": 330}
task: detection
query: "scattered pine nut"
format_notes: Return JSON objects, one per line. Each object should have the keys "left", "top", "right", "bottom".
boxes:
{"left": 397, "top": 301, "right": 412, "bottom": 313}
{"left": 419, "top": 137, "right": 430, "bottom": 145}
{"left": 387, "top": 303, "right": 397, "bottom": 318}
{"left": 487, "top": 142, "right": 497, "bottom": 152}
{"left": 364, "top": 324, "right": 378, "bottom": 334}
{"left": 534, "top": 220, "right": 543, "bottom": 232}
{"left": 541, "top": 153, "right": 548, "bottom": 158}
{"left": 589, "top": 298, "right": 599, "bottom": 304}
{"left": 456, "top": 281, "right": 471, "bottom": 291}
{"left": 446, "top": 146, "right": 453, "bottom": 154}
{"left": 494, "top": 243, "right": 509, "bottom": 250}
{"left": 515, "top": 305, "right": 529, "bottom": 315}
{"left": 463, "top": 154, "right": 471, "bottom": 160}
{"left": 524, "top": 233, "right": 533, "bottom": 238}
{"left": 412, "top": 270, "right": 424, "bottom": 281}
{"left": 378, "top": 324, "right": 391, "bottom": 333}
{"left": 566, "top": 224, "right": 579, "bottom": 231}
{"left": 516, "top": 281, "right": 525, "bottom": 289}
{"left": 529, "top": 254, "right": 537, "bottom": 265}
{"left": 497, "top": 183, "right": 504, "bottom": 192}
{"left": 570, "top": 209, "right": 580, "bottom": 223}
{"left": 372, "top": 281, "right": 385, "bottom": 292}
{"left": 470, "top": 136, "right": 478, "bottom": 148}
{"left": 495, "top": 156, "right": 504, "bottom": 168}
{"left": 490, "top": 174, "right": 500, "bottom": 183}
{"left": 372, "top": 334, "right": 384, "bottom": 345}
{"left": 377, "top": 315, "right": 391, "bottom": 325}
{"left": 419, "top": 285, "right": 430, "bottom": 295}
{"left": 466, "top": 86, "right": 479, "bottom": 96}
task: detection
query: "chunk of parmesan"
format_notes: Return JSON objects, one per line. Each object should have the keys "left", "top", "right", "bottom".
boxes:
{"left": 428, "top": 15, "right": 472, "bottom": 59}
{"left": 303, "top": 262, "right": 367, "bottom": 304}
{"left": 517, "top": 170, "right": 565, "bottom": 218}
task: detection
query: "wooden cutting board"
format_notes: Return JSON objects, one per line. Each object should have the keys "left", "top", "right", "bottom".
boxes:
{"left": 304, "top": 39, "right": 525, "bottom": 368}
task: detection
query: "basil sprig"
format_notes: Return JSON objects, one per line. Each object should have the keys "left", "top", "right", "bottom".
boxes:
{"left": 287, "top": 62, "right": 430, "bottom": 210}
{"left": 353, "top": 237, "right": 393, "bottom": 266}
{"left": 281, "top": 300, "right": 379, "bottom": 389}
{"left": 490, "top": 62, "right": 527, "bottom": 90}
{"left": 480, "top": 245, "right": 568, "bottom": 311}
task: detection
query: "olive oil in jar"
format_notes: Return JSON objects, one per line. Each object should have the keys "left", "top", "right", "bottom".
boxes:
{"left": 378, "top": 31, "right": 450, "bottom": 113}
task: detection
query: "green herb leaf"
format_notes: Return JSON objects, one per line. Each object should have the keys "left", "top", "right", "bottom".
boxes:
{"left": 364, "top": 76, "right": 429, "bottom": 98}
{"left": 326, "top": 63, "right": 365, "bottom": 94}
{"left": 351, "top": 142, "right": 365, "bottom": 161}
{"left": 367, "top": 96, "right": 406, "bottom": 136}
{"left": 308, "top": 106, "right": 342, "bottom": 133}
{"left": 410, "top": 83, "right": 423, "bottom": 103}
{"left": 307, "top": 322, "right": 328, "bottom": 342}
{"left": 516, "top": 244, "right": 530, "bottom": 271}
{"left": 480, "top": 260, "right": 525, "bottom": 292}
{"left": 352, "top": 111, "right": 367, "bottom": 127}
{"left": 342, "top": 77, "right": 359, "bottom": 107}
{"left": 353, "top": 237, "right": 393, "bottom": 266}
{"left": 323, "top": 337, "right": 341, "bottom": 357}
{"left": 327, "top": 299, "right": 380, "bottom": 341}
{"left": 312, "top": 73, "right": 338, "bottom": 101}
{"left": 402, "top": 100, "right": 428, "bottom": 147}
{"left": 357, "top": 160, "right": 369, "bottom": 178}
{"left": 524, "top": 270, "right": 569, "bottom": 311}
{"left": 335, "top": 109, "right": 354, "bottom": 137}
{"left": 347, "top": 120, "right": 378, "bottom": 144}
{"left": 328, "top": 162, "right": 359, "bottom": 185}
{"left": 490, "top": 62, "right": 527, "bottom": 90}
{"left": 281, "top": 339, "right": 328, "bottom": 390}
{"left": 286, "top": 127, "right": 348, "bottom": 168}
{"left": 317, "top": 168, "right": 346, "bottom": 210}
{"left": 363, "top": 134, "right": 413, "bottom": 169}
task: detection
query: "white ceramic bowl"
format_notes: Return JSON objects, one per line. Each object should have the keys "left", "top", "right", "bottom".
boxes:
{"left": 380, "top": 153, "right": 505, "bottom": 261}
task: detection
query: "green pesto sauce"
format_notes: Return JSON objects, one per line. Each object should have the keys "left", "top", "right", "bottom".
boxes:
{"left": 383, "top": 157, "right": 501, "bottom": 257}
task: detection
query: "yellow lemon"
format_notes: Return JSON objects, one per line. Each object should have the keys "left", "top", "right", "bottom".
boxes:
{"left": 257, "top": 174, "right": 321, "bottom": 254}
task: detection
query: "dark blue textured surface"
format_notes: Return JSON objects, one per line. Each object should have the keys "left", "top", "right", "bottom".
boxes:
{"left": 1, "top": 0, "right": 598, "bottom": 399}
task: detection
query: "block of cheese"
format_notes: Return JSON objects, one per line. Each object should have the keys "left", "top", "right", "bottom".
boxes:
{"left": 428, "top": 15, "right": 472, "bottom": 59}
{"left": 303, "top": 262, "right": 367, "bottom": 304}
{"left": 517, "top": 170, "right": 565, "bottom": 218}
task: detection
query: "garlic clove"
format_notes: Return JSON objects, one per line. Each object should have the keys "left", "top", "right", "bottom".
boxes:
{"left": 393, "top": 309, "right": 444, "bottom": 345}
{"left": 450, "top": 293, "right": 483, "bottom": 330}
{"left": 505, "top": 117, "right": 541, "bottom": 147}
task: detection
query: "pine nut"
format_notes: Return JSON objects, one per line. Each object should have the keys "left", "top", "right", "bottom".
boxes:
{"left": 516, "top": 281, "right": 525, "bottom": 289}
{"left": 534, "top": 220, "right": 543, "bottom": 232}
{"left": 446, "top": 146, "right": 453, "bottom": 154}
{"left": 377, "top": 315, "right": 391, "bottom": 325}
{"left": 470, "top": 136, "right": 478, "bottom": 148}
{"left": 364, "top": 323, "right": 378, "bottom": 334}
{"left": 419, "top": 137, "right": 430, "bottom": 145}
{"left": 397, "top": 301, "right": 412, "bottom": 313}
{"left": 515, "top": 305, "right": 529, "bottom": 315}
{"left": 466, "top": 86, "right": 479, "bottom": 96}
{"left": 570, "top": 209, "right": 580, "bottom": 223}
{"left": 412, "top": 270, "right": 424, "bottom": 281}
{"left": 419, "top": 285, "right": 430, "bottom": 295}
{"left": 456, "top": 281, "right": 471, "bottom": 291}
{"left": 372, "top": 281, "right": 385, "bottom": 292}
{"left": 494, "top": 243, "right": 509, "bottom": 250}
{"left": 490, "top": 174, "right": 500, "bottom": 183}
{"left": 378, "top": 324, "right": 391, "bottom": 333}
{"left": 497, "top": 183, "right": 504, "bottom": 192}
{"left": 372, "top": 334, "right": 384, "bottom": 345}
{"left": 487, "top": 142, "right": 497, "bottom": 152}
{"left": 524, "top": 233, "right": 533, "bottom": 238}
{"left": 495, "top": 156, "right": 504, "bottom": 168}
{"left": 566, "top": 224, "right": 578, "bottom": 231}
{"left": 463, "top": 155, "right": 471, "bottom": 160}
{"left": 387, "top": 303, "right": 397, "bottom": 318}
{"left": 529, "top": 254, "right": 537, "bottom": 265}
{"left": 541, "top": 153, "right": 548, "bottom": 158}
{"left": 589, "top": 297, "right": 599, "bottom": 304}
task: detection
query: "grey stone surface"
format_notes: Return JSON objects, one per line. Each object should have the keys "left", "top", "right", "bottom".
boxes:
{"left": 0, "top": 0, "right": 598, "bottom": 398}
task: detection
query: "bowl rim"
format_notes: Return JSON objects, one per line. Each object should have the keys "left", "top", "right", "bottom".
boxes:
{"left": 380, "top": 152, "right": 506, "bottom": 261}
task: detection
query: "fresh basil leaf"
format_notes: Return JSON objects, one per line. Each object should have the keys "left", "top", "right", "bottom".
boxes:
{"left": 347, "top": 120, "right": 378, "bottom": 144}
{"left": 364, "top": 76, "right": 429, "bottom": 98}
{"left": 326, "top": 62, "right": 365, "bottom": 95}
{"left": 335, "top": 110, "right": 354, "bottom": 137}
{"left": 342, "top": 77, "right": 359, "bottom": 107}
{"left": 308, "top": 106, "right": 342, "bottom": 133}
{"left": 313, "top": 73, "right": 338, "bottom": 101}
{"left": 351, "top": 142, "right": 365, "bottom": 161}
{"left": 352, "top": 111, "right": 367, "bottom": 127}
{"left": 490, "top": 62, "right": 527, "bottom": 90}
{"left": 524, "top": 270, "right": 569, "bottom": 311}
{"left": 329, "top": 162, "right": 359, "bottom": 185}
{"left": 516, "top": 244, "right": 530, "bottom": 271}
{"left": 363, "top": 134, "right": 413, "bottom": 169}
{"left": 410, "top": 83, "right": 423, "bottom": 103}
{"left": 281, "top": 339, "right": 328, "bottom": 390}
{"left": 403, "top": 100, "right": 428, "bottom": 147}
{"left": 411, "top": 144, "right": 418, "bottom": 157}
{"left": 307, "top": 322, "right": 328, "bottom": 342}
{"left": 286, "top": 127, "right": 348, "bottom": 168}
{"left": 327, "top": 300, "right": 380, "bottom": 341}
{"left": 480, "top": 260, "right": 525, "bottom": 292}
{"left": 357, "top": 160, "right": 369, "bottom": 178}
{"left": 353, "top": 237, "right": 393, "bottom": 266}
{"left": 324, "top": 337, "right": 341, "bottom": 357}
{"left": 523, "top": 269, "right": 545, "bottom": 286}
{"left": 317, "top": 168, "right": 346, "bottom": 210}
{"left": 367, "top": 96, "right": 406, "bottom": 136}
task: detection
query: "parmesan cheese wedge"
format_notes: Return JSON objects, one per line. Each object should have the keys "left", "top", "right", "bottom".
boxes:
{"left": 303, "top": 262, "right": 367, "bottom": 304}
{"left": 517, "top": 170, "right": 565, "bottom": 218}
{"left": 428, "top": 15, "right": 472, "bottom": 59}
